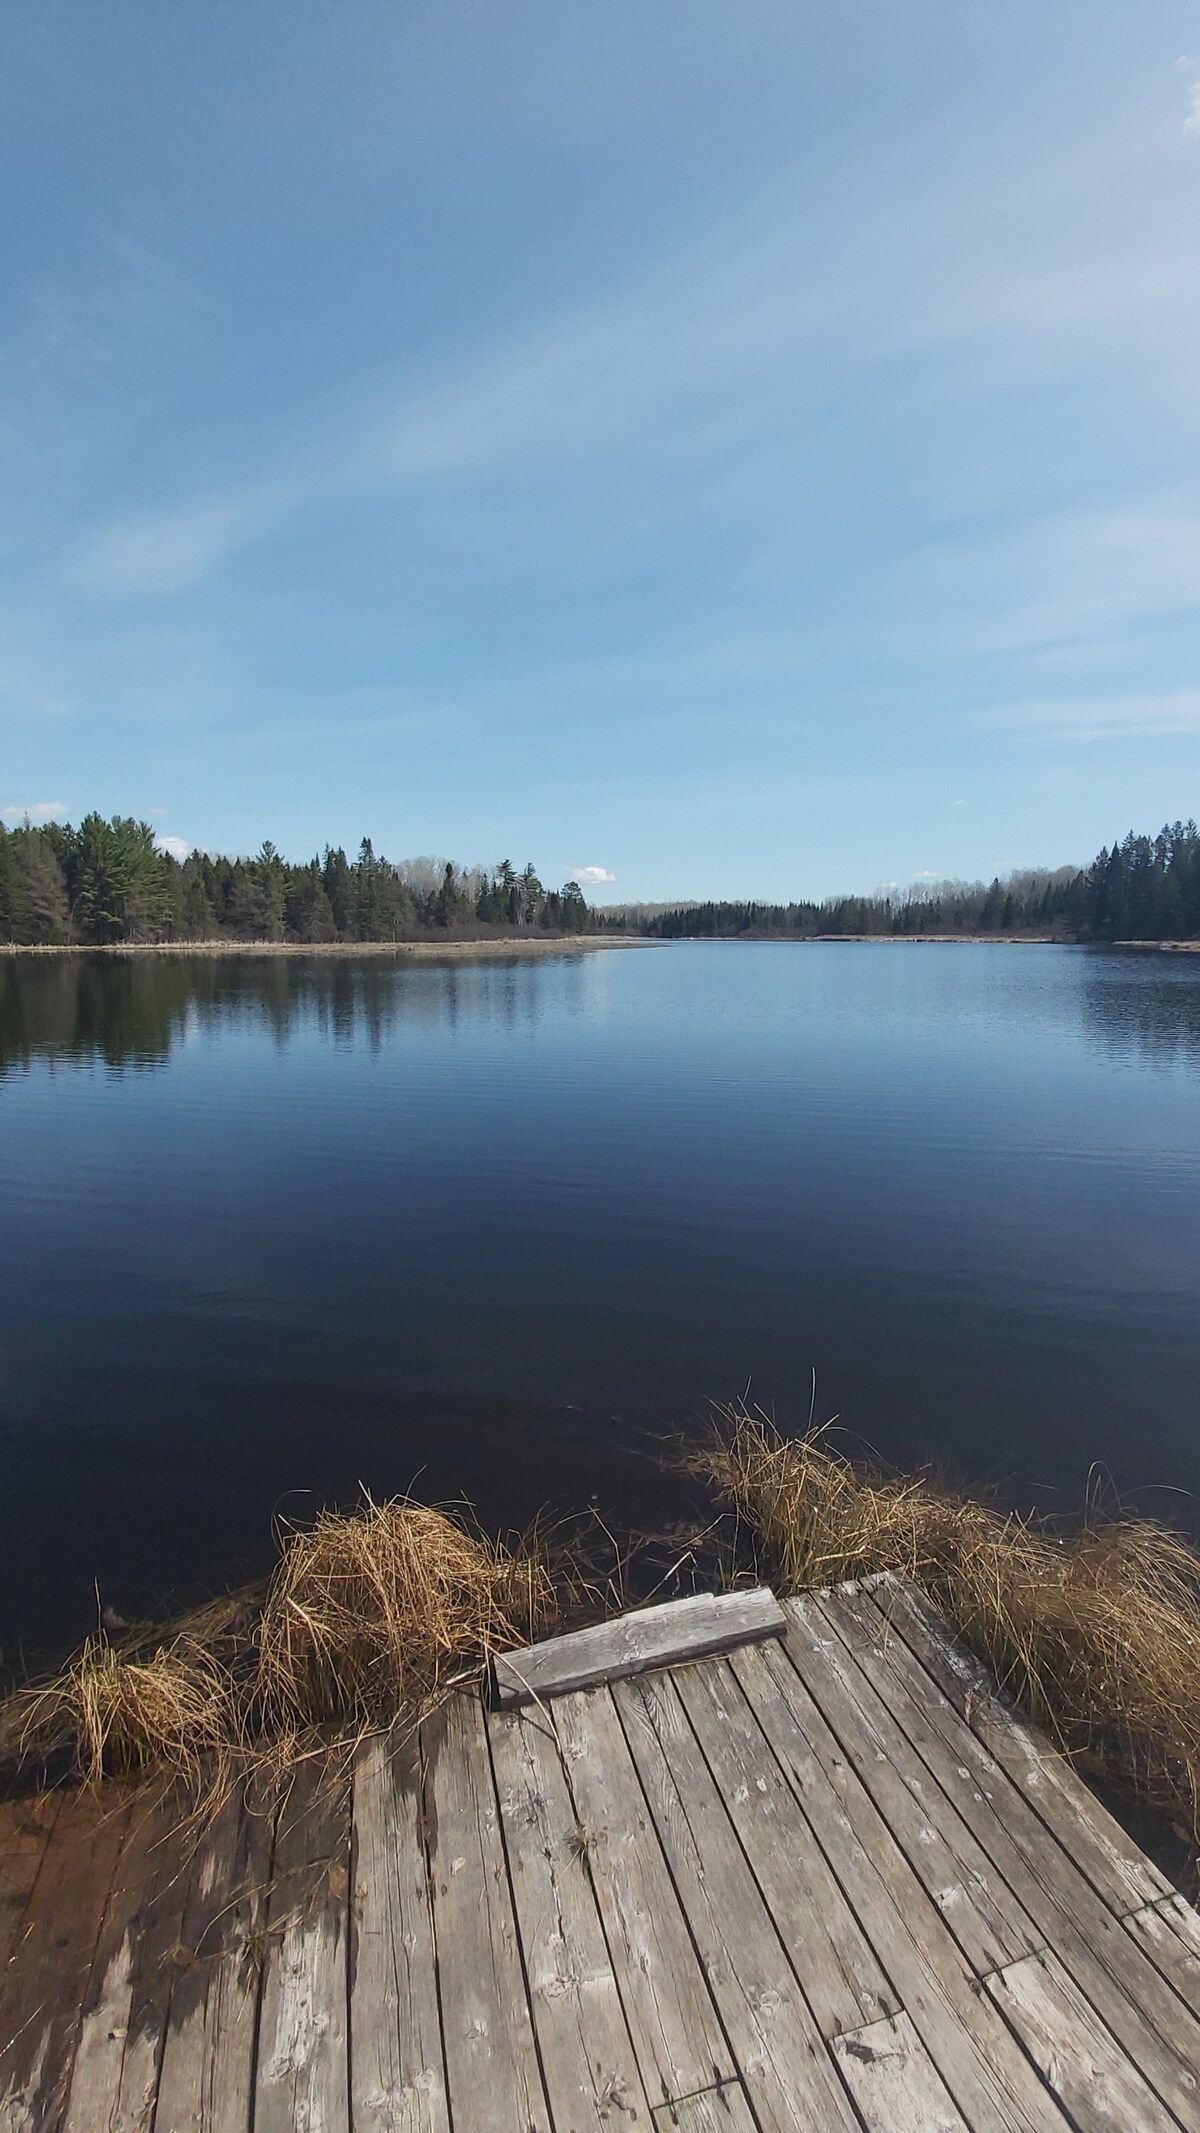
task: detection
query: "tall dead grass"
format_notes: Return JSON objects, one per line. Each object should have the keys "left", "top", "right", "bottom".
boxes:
{"left": 255, "top": 1494, "right": 553, "bottom": 1730}
{"left": 10, "top": 1632, "right": 237, "bottom": 1790}
{"left": 0, "top": 1493, "right": 552, "bottom": 1793}
{"left": 691, "top": 1406, "right": 1200, "bottom": 1832}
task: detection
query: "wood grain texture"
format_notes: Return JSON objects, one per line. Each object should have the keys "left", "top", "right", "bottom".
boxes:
{"left": 800, "top": 1587, "right": 1042, "bottom": 1973}
{"left": 613, "top": 1667, "right": 861, "bottom": 2133}
{"left": 254, "top": 1762, "right": 350, "bottom": 2133}
{"left": 488, "top": 1703, "right": 650, "bottom": 2130}
{"left": 62, "top": 1787, "right": 193, "bottom": 2133}
{"left": 867, "top": 1571, "right": 1171, "bottom": 1911}
{"left": 833, "top": 2012, "right": 971, "bottom": 2133}
{"left": 738, "top": 1636, "right": 1074, "bottom": 2133}
{"left": 670, "top": 1654, "right": 898, "bottom": 2038}
{"left": 1121, "top": 1896, "right": 1200, "bottom": 2022}
{"left": 422, "top": 1694, "right": 550, "bottom": 2133}
{"left": 350, "top": 1733, "right": 449, "bottom": 2133}
{"left": 0, "top": 1797, "right": 61, "bottom": 1978}
{"left": 985, "top": 1950, "right": 1181, "bottom": 2133}
{"left": 842, "top": 1583, "right": 1200, "bottom": 2124}
{"left": 550, "top": 1685, "right": 732, "bottom": 2106}
{"left": 651, "top": 2082, "right": 758, "bottom": 2131}
{"left": 494, "top": 1587, "right": 785, "bottom": 1706}
{"left": 0, "top": 1786, "right": 131, "bottom": 2133}
{"left": 154, "top": 1781, "right": 275, "bottom": 2133}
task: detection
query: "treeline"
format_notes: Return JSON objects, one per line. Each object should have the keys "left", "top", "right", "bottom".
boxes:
{"left": 598, "top": 821, "right": 1200, "bottom": 944}
{"left": 0, "top": 815, "right": 592, "bottom": 945}
{"left": 4, "top": 811, "right": 1197, "bottom": 948}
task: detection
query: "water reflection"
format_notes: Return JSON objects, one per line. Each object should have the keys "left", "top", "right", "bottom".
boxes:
{"left": 1077, "top": 956, "right": 1200, "bottom": 1070}
{"left": 3, "top": 941, "right": 1198, "bottom": 1669}
{"left": 0, "top": 949, "right": 591, "bottom": 1075}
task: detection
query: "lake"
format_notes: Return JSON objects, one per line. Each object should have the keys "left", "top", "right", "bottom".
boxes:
{"left": 2, "top": 941, "right": 1199, "bottom": 1674}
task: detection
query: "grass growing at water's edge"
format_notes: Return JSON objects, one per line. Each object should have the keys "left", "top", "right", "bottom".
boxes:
{"left": 690, "top": 1405, "right": 1200, "bottom": 1844}
{"left": 1, "top": 1496, "right": 556, "bottom": 1800}
{"left": 3, "top": 1423, "right": 1200, "bottom": 1873}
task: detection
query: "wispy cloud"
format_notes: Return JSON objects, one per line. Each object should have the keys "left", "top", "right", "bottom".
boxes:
{"left": 2, "top": 799, "right": 67, "bottom": 823}
{"left": 72, "top": 484, "right": 298, "bottom": 597}
{"left": 982, "top": 690, "right": 1200, "bottom": 741}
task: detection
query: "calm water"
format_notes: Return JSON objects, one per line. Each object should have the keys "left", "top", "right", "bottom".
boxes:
{"left": 2, "top": 942, "right": 1199, "bottom": 1672}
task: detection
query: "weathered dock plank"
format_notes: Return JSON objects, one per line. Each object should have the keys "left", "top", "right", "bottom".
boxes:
{"left": 792, "top": 1588, "right": 1042, "bottom": 1976}
{"left": 351, "top": 1734, "right": 449, "bottom": 2133}
{"left": 422, "top": 1693, "right": 550, "bottom": 2133}
{"left": 549, "top": 1684, "right": 733, "bottom": 2106}
{"left": 739, "top": 1634, "right": 1075, "bottom": 2132}
{"left": 0, "top": 1787, "right": 131, "bottom": 2133}
{"left": 670, "top": 1653, "right": 899, "bottom": 2037}
{"left": 985, "top": 1949, "right": 1181, "bottom": 2133}
{"left": 3, "top": 1573, "right": 1195, "bottom": 2133}
{"left": 62, "top": 1788, "right": 192, "bottom": 2133}
{"left": 493, "top": 1586, "right": 784, "bottom": 1706}
{"left": 867, "top": 1569, "right": 1172, "bottom": 1911}
{"left": 614, "top": 1667, "right": 863, "bottom": 2133}
{"left": 1122, "top": 1896, "right": 1200, "bottom": 2021}
{"left": 842, "top": 1583, "right": 1200, "bottom": 2126}
{"left": 832, "top": 2010, "right": 972, "bottom": 2133}
{"left": 650, "top": 2083, "right": 758, "bottom": 2130}
{"left": 0, "top": 1796, "right": 61, "bottom": 1978}
{"left": 254, "top": 1761, "right": 349, "bottom": 2133}
{"left": 153, "top": 1781, "right": 275, "bottom": 2133}
{"left": 488, "top": 1702, "right": 650, "bottom": 2130}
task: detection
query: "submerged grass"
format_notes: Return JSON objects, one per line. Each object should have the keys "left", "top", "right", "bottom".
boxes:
{"left": 690, "top": 1404, "right": 1200, "bottom": 1836}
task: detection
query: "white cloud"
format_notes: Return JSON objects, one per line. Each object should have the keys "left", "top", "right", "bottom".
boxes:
{"left": 573, "top": 865, "right": 616, "bottom": 884}
{"left": 1, "top": 800, "right": 67, "bottom": 823}
{"left": 156, "top": 834, "right": 193, "bottom": 860}
{"left": 1184, "top": 79, "right": 1200, "bottom": 134}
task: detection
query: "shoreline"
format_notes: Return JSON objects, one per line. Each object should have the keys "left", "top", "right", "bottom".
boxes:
{"left": 3, "top": 1419, "right": 1197, "bottom": 1892}
{"left": 4, "top": 933, "right": 1198, "bottom": 956}
{"left": 1110, "top": 938, "right": 1200, "bottom": 955}
{"left": 0, "top": 933, "right": 647, "bottom": 960}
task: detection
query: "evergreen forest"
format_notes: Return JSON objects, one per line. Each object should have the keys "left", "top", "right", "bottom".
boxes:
{"left": 0, "top": 812, "right": 1196, "bottom": 947}
{"left": 603, "top": 821, "right": 1200, "bottom": 944}
{"left": 0, "top": 817, "right": 591, "bottom": 946}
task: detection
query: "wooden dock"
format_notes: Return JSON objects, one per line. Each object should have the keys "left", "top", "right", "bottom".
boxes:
{"left": 3, "top": 1569, "right": 1200, "bottom": 2131}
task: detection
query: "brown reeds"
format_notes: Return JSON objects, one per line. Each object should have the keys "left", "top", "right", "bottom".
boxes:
{"left": 10, "top": 1631, "right": 237, "bottom": 1791}
{"left": 255, "top": 1494, "right": 553, "bottom": 1731}
{"left": 0, "top": 1492, "right": 553, "bottom": 1795}
{"left": 690, "top": 1405, "right": 1200, "bottom": 1834}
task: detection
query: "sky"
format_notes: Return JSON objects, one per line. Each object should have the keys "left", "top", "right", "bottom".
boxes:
{"left": 1, "top": 3, "right": 1198, "bottom": 902}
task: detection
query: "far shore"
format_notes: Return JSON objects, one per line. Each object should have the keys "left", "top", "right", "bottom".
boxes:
{"left": 3, "top": 932, "right": 1198, "bottom": 957}
{"left": 0, "top": 933, "right": 647, "bottom": 960}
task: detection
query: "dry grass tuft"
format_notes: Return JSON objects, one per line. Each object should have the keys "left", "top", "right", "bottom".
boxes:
{"left": 0, "top": 1492, "right": 554, "bottom": 1797}
{"left": 11, "top": 1632, "right": 237, "bottom": 1789}
{"left": 255, "top": 1494, "right": 553, "bottom": 1731}
{"left": 691, "top": 1405, "right": 1200, "bottom": 1834}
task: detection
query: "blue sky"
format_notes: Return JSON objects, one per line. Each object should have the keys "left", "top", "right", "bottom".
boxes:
{"left": 2, "top": 3, "right": 1198, "bottom": 901}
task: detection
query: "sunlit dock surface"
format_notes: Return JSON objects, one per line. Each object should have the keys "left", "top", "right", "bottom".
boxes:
{"left": 3, "top": 1570, "right": 1199, "bottom": 2132}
